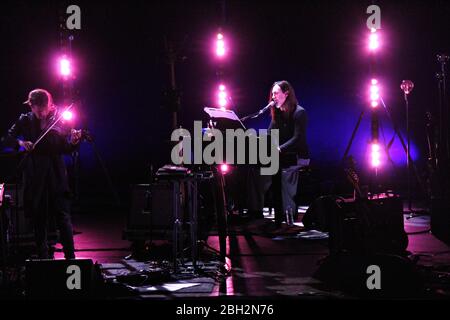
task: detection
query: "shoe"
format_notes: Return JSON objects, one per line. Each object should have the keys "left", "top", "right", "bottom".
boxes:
{"left": 64, "top": 249, "right": 76, "bottom": 260}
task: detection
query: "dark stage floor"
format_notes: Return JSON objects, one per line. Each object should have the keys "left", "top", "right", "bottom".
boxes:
{"left": 39, "top": 204, "right": 450, "bottom": 300}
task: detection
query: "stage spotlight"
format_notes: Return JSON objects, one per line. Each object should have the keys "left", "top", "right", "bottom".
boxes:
{"left": 218, "top": 91, "right": 227, "bottom": 99}
{"left": 216, "top": 33, "right": 226, "bottom": 57}
{"left": 59, "top": 56, "right": 71, "bottom": 77}
{"left": 370, "top": 142, "right": 381, "bottom": 168}
{"left": 219, "top": 163, "right": 229, "bottom": 174}
{"left": 62, "top": 110, "right": 73, "bottom": 121}
{"left": 217, "top": 84, "right": 228, "bottom": 108}
{"left": 368, "top": 29, "right": 380, "bottom": 51}
{"left": 370, "top": 92, "right": 380, "bottom": 100}
{"left": 369, "top": 79, "right": 380, "bottom": 108}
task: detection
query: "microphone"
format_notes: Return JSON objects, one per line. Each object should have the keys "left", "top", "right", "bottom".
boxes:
{"left": 400, "top": 80, "right": 414, "bottom": 95}
{"left": 258, "top": 100, "right": 276, "bottom": 115}
{"left": 240, "top": 100, "right": 275, "bottom": 121}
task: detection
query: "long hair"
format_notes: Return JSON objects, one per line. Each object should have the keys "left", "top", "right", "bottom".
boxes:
{"left": 269, "top": 80, "right": 298, "bottom": 122}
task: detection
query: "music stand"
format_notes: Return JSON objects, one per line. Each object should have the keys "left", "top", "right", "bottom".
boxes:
{"left": 202, "top": 107, "right": 245, "bottom": 263}
{"left": 203, "top": 107, "right": 247, "bottom": 131}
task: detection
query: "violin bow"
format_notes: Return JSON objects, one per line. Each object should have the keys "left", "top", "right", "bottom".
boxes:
{"left": 33, "top": 103, "right": 74, "bottom": 148}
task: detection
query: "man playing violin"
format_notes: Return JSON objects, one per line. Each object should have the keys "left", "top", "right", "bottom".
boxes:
{"left": 2, "top": 88, "right": 81, "bottom": 259}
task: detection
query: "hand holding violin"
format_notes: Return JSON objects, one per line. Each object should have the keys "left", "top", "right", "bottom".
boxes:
{"left": 70, "top": 129, "right": 83, "bottom": 145}
{"left": 18, "top": 139, "right": 34, "bottom": 151}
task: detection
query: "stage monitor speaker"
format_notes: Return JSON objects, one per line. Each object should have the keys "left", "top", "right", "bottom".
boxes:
{"left": 314, "top": 253, "right": 425, "bottom": 298}
{"left": 304, "top": 194, "right": 408, "bottom": 255}
{"left": 25, "top": 259, "right": 100, "bottom": 299}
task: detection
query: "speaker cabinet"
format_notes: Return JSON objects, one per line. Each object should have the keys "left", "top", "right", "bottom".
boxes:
{"left": 124, "top": 181, "right": 182, "bottom": 240}
{"left": 25, "top": 259, "right": 100, "bottom": 299}
{"left": 304, "top": 194, "right": 408, "bottom": 255}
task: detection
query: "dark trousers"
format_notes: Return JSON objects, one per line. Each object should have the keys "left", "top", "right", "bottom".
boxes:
{"left": 247, "top": 159, "right": 309, "bottom": 224}
{"left": 33, "top": 191, "right": 75, "bottom": 259}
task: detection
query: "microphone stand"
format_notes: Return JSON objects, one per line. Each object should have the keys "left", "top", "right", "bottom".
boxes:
{"left": 401, "top": 80, "right": 416, "bottom": 218}
{"left": 436, "top": 54, "right": 450, "bottom": 171}
{"left": 405, "top": 91, "right": 413, "bottom": 216}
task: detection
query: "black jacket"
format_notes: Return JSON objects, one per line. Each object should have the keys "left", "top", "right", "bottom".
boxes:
{"left": 2, "top": 111, "right": 77, "bottom": 216}
{"left": 269, "top": 105, "right": 309, "bottom": 165}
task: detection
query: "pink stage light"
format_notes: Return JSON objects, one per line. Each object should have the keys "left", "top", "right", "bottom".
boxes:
{"left": 59, "top": 57, "right": 71, "bottom": 76}
{"left": 217, "top": 84, "right": 229, "bottom": 108}
{"left": 370, "top": 143, "right": 381, "bottom": 168}
{"left": 218, "top": 91, "right": 227, "bottom": 99}
{"left": 62, "top": 110, "right": 73, "bottom": 121}
{"left": 368, "top": 30, "right": 380, "bottom": 51}
{"left": 220, "top": 164, "right": 229, "bottom": 174}
{"left": 216, "top": 33, "right": 226, "bottom": 57}
{"left": 369, "top": 79, "right": 380, "bottom": 108}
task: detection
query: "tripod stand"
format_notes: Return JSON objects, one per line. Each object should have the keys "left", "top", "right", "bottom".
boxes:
{"left": 343, "top": 90, "right": 426, "bottom": 203}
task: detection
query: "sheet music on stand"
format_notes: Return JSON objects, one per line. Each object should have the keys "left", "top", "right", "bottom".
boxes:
{"left": 203, "top": 107, "right": 246, "bottom": 130}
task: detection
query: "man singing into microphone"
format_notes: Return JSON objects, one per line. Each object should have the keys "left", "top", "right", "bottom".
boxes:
{"left": 2, "top": 88, "right": 82, "bottom": 259}
{"left": 248, "top": 80, "right": 309, "bottom": 226}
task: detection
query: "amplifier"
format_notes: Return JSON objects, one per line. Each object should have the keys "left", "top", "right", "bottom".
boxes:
{"left": 334, "top": 194, "right": 408, "bottom": 255}
{"left": 304, "top": 193, "right": 408, "bottom": 255}
{"left": 124, "top": 181, "right": 183, "bottom": 240}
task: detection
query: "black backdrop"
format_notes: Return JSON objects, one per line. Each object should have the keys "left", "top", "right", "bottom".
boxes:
{"left": 1, "top": 0, "right": 449, "bottom": 202}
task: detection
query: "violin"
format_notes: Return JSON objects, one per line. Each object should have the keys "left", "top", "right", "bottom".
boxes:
{"left": 34, "top": 104, "right": 92, "bottom": 148}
